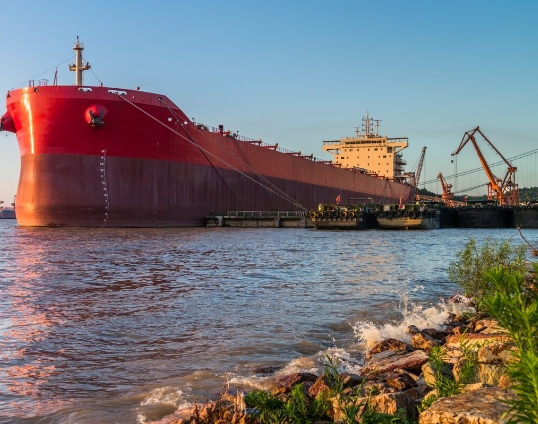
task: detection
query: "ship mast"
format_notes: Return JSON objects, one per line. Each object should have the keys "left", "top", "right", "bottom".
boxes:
{"left": 69, "top": 37, "right": 90, "bottom": 86}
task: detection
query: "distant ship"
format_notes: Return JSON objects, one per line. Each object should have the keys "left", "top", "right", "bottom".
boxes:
{"left": 0, "top": 40, "right": 414, "bottom": 227}
{"left": 0, "top": 198, "right": 16, "bottom": 219}
{"left": 0, "top": 209, "right": 16, "bottom": 219}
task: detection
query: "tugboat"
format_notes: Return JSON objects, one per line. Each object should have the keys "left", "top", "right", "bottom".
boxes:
{"left": 375, "top": 203, "right": 440, "bottom": 230}
{"left": 308, "top": 203, "right": 373, "bottom": 230}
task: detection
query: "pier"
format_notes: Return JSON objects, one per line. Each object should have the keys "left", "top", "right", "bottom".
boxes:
{"left": 207, "top": 206, "right": 538, "bottom": 229}
{"left": 206, "top": 211, "right": 313, "bottom": 228}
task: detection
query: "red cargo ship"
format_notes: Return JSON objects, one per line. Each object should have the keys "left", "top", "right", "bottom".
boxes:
{"left": 1, "top": 40, "right": 414, "bottom": 227}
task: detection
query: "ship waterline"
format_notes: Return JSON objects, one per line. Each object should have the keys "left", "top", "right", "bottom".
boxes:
{"left": 16, "top": 153, "right": 410, "bottom": 227}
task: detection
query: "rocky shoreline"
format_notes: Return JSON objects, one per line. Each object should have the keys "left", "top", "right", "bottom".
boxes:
{"left": 152, "top": 295, "right": 518, "bottom": 424}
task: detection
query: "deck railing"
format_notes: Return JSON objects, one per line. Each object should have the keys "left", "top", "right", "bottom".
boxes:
{"left": 222, "top": 211, "right": 308, "bottom": 218}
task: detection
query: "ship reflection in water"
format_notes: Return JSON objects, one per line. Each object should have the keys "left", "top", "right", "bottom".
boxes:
{"left": 0, "top": 220, "right": 534, "bottom": 423}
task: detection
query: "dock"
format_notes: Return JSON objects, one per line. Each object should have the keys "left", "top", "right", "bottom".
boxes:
{"left": 206, "top": 206, "right": 538, "bottom": 229}
{"left": 206, "top": 211, "right": 313, "bottom": 228}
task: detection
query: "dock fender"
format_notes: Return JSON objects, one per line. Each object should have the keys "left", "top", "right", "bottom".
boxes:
{"left": 0, "top": 112, "right": 16, "bottom": 133}
{"left": 85, "top": 104, "right": 108, "bottom": 127}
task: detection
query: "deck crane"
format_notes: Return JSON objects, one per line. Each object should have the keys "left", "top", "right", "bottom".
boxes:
{"left": 408, "top": 146, "right": 427, "bottom": 187}
{"left": 451, "top": 127, "right": 519, "bottom": 206}
{"left": 437, "top": 172, "right": 455, "bottom": 202}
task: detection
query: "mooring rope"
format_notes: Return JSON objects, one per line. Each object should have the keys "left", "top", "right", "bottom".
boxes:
{"left": 157, "top": 98, "right": 307, "bottom": 210}
{"left": 115, "top": 93, "right": 308, "bottom": 211}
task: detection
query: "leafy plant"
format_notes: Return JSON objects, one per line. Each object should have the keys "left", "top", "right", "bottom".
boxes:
{"left": 447, "top": 237, "right": 527, "bottom": 310}
{"left": 419, "top": 333, "right": 478, "bottom": 412}
{"left": 246, "top": 355, "right": 417, "bottom": 424}
{"left": 285, "top": 383, "right": 331, "bottom": 424}
{"left": 245, "top": 390, "right": 286, "bottom": 424}
{"left": 245, "top": 382, "right": 331, "bottom": 424}
{"left": 360, "top": 407, "right": 414, "bottom": 424}
{"left": 482, "top": 264, "right": 538, "bottom": 424}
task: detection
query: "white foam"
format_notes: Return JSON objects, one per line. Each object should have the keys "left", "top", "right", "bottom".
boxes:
{"left": 137, "top": 386, "right": 193, "bottom": 424}
{"left": 353, "top": 300, "right": 453, "bottom": 350}
{"left": 140, "top": 386, "right": 188, "bottom": 408}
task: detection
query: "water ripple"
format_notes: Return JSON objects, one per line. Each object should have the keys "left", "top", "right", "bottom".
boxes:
{"left": 0, "top": 220, "right": 535, "bottom": 423}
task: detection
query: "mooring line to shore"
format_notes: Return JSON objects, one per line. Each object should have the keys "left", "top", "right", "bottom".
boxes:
{"left": 115, "top": 93, "right": 308, "bottom": 211}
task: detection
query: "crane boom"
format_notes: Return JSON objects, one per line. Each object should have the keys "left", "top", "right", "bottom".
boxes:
{"left": 451, "top": 127, "right": 518, "bottom": 205}
{"left": 415, "top": 147, "right": 427, "bottom": 187}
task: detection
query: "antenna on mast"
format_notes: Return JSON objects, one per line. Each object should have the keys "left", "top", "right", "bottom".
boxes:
{"left": 68, "top": 38, "right": 91, "bottom": 86}
{"left": 362, "top": 112, "right": 372, "bottom": 136}
{"left": 373, "top": 119, "right": 381, "bottom": 136}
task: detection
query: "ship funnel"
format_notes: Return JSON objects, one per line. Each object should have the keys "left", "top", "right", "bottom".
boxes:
{"left": 0, "top": 112, "right": 16, "bottom": 133}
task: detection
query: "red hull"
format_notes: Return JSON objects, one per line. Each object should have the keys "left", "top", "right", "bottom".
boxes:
{"left": 4, "top": 86, "right": 414, "bottom": 227}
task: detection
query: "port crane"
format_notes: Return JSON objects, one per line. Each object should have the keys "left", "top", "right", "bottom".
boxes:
{"left": 451, "top": 127, "right": 519, "bottom": 206}
{"left": 437, "top": 172, "right": 454, "bottom": 202}
{"left": 407, "top": 146, "right": 427, "bottom": 187}
{"left": 434, "top": 172, "right": 467, "bottom": 206}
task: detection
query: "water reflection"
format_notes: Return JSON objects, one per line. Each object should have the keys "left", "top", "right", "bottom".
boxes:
{"left": 0, "top": 220, "right": 535, "bottom": 422}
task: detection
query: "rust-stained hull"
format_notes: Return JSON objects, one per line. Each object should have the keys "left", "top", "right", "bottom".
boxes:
{"left": 4, "top": 86, "right": 415, "bottom": 227}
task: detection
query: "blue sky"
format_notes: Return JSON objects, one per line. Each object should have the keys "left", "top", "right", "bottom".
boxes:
{"left": 1, "top": 0, "right": 537, "bottom": 205}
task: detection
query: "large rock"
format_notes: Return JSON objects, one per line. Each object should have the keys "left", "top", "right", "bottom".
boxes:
{"left": 452, "top": 357, "right": 479, "bottom": 384}
{"left": 366, "top": 338, "right": 412, "bottom": 359}
{"left": 403, "top": 385, "right": 432, "bottom": 420}
{"left": 369, "top": 392, "right": 416, "bottom": 417}
{"left": 162, "top": 392, "right": 248, "bottom": 424}
{"left": 361, "top": 350, "right": 429, "bottom": 378}
{"left": 451, "top": 325, "right": 469, "bottom": 335}
{"left": 422, "top": 328, "right": 450, "bottom": 341}
{"left": 445, "top": 332, "right": 512, "bottom": 350}
{"left": 332, "top": 391, "right": 415, "bottom": 422}
{"left": 477, "top": 341, "right": 517, "bottom": 365}
{"left": 365, "top": 349, "right": 401, "bottom": 364}
{"left": 407, "top": 325, "right": 422, "bottom": 335}
{"left": 498, "top": 374, "right": 512, "bottom": 388}
{"left": 276, "top": 372, "right": 317, "bottom": 392}
{"left": 362, "top": 381, "right": 400, "bottom": 396}
{"left": 376, "top": 370, "right": 417, "bottom": 390}
{"left": 340, "top": 372, "right": 365, "bottom": 388}
{"left": 477, "top": 363, "right": 507, "bottom": 386}
{"left": 473, "top": 319, "right": 507, "bottom": 334}
{"left": 466, "top": 313, "right": 490, "bottom": 330}
{"left": 422, "top": 361, "right": 456, "bottom": 387}
{"left": 411, "top": 333, "right": 440, "bottom": 354}
{"left": 308, "top": 374, "right": 336, "bottom": 399}
{"left": 419, "top": 387, "right": 513, "bottom": 424}
{"left": 473, "top": 318, "right": 496, "bottom": 332}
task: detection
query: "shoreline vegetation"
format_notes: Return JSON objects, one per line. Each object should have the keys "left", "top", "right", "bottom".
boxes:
{"left": 154, "top": 238, "right": 538, "bottom": 424}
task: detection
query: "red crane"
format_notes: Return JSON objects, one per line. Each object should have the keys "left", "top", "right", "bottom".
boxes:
{"left": 451, "top": 127, "right": 519, "bottom": 206}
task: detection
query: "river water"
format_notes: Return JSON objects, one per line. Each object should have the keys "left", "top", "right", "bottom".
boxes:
{"left": 0, "top": 220, "right": 535, "bottom": 423}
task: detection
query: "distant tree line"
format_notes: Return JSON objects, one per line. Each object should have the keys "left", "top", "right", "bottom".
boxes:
{"left": 417, "top": 186, "right": 538, "bottom": 202}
